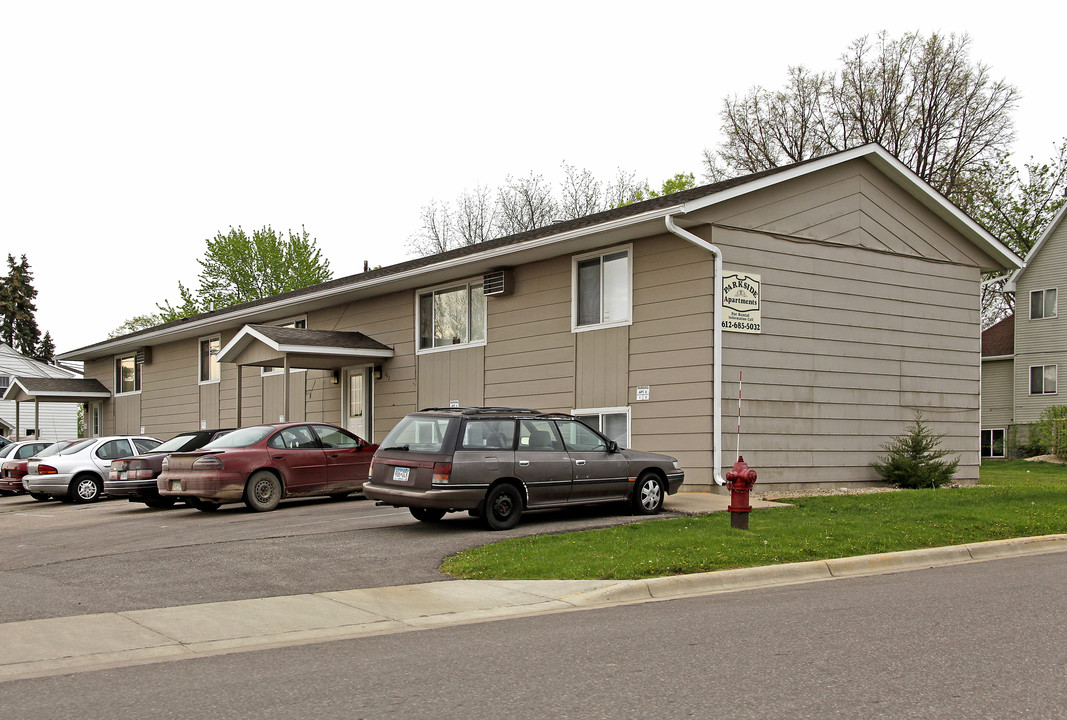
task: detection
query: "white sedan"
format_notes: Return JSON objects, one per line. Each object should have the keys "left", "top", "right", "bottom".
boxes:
{"left": 23, "top": 436, "right": 161, "bottom": 503}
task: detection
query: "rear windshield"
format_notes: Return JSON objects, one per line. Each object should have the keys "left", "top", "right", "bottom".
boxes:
{"left": 59, "top": 439, "right": 96, "bottom": 455}
{"left": 36, "top": 441, "right": 78, "bottom": 458}
{"left": 380, "top": 415, "right": 457, "bottom": 454}
{"left": 203, "top": 425, "right": 273, "bottom": 449}
{"left": 153, "top": 434, "right": 204, "bottom": 453}
{"left": 0, "top": 444, "right": 16, "bottom": 459}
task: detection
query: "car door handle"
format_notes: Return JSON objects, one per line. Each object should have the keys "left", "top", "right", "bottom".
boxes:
{"left": 574, "top": 459, "right": 586, "bottom": 466}
{"left": 272, "top": 455, "right": 284, "bottom": 460}
{"left": 518, "top": 460, "right": 530, "bottom": 467}
{"left": 328, "top": 454, "right": 340, "bottom": 458}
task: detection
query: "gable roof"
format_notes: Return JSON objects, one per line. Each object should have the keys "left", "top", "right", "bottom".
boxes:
{"left": 59, "top": 143, "right": 1021, "bottom": 362}
{"left": 218, "top": 325, "right": 394, "bottom": 369}
{"left": 981, "top": 315, "right": 1014, "bottom": 358}
{"left": 0, "top": 343, "right": 79, "bottom": 379}
{"left": 2, "top": 377, "right": 111, "bottom": 402}
{"left": 1004, "top": 203, "right": 1067, "bottom": 292}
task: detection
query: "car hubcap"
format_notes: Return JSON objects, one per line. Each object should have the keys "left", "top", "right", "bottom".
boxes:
{"left": 78, "top": 479, "right": 97, "bottom": 500}
{"left": 493, "top": 495, "right": 513, "bottom": 518}
{"left": 641, "top": 481, "right": 661, "bottom": 510}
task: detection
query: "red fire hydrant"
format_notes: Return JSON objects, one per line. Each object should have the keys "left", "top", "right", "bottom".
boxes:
{"left": 726, "top": 456, "right": 757, "bottom": 530}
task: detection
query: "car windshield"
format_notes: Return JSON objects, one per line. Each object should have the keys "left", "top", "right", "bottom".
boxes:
{"left": 36, "top": 441, "right": 78, "bottom": 458}
{"left": 151, "top": 434, "right": 204, "bottom": 453}
{"left": 0, "top": 444, "right": 17, "bottom": 458}
{"left": 58, "top": 439, "right": 96, "bottom": 455}
{"left": 202, "top": 425, "right": 274, "bottom": 449}
{"left": 380, "top": 415, "right": 456, "bottom": 453}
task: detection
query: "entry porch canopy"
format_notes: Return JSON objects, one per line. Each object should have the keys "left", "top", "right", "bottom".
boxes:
{"left": 2, "top": 377, "right": 111, "bottom": 438}
{"left": 218, "top": 325, "right": 394, "bottom": 424}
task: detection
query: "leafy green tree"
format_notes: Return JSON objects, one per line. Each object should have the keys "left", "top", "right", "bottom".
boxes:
{"left": 108, "top": 313, "right": 164, "bottom": 338}
{"left": 871, "top": 413, "right": 960, "bottom": 489}
{"left": 0, "top": 254, "right": 42, "bottom": 356}
{"left": 1027, "top": 405, "right": 1067, "bottom": 457}
{"left": 153, "top": 226, "right": 332, "bottom": 323}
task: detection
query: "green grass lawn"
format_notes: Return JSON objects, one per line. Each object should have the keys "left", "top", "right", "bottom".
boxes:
{"left": 440, "top": 460, "right": 1067, "bottom": 580}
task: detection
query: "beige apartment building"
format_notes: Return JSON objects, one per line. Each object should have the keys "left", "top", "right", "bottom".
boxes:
{"left": 48, "top": 145, "right": 1020, "bottom": 491}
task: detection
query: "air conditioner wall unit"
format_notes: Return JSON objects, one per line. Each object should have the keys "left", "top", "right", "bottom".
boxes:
{"left": 483, "top": 268, "right": 513, "bottom": 297}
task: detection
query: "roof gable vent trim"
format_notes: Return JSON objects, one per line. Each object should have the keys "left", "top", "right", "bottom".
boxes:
{"left": 483, "top": 268, "right": 513, "bottom": 297}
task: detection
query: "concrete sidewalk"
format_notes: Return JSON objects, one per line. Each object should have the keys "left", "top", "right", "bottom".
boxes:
{"left": 2, "top": 492, "right": 1064, "bottom": 683}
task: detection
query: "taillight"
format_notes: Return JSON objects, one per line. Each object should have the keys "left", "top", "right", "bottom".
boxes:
{"left": 368, "top": 459, "right": 375, "bottom": 480}
{"left": 432, "top": 462, "right": 452, "bottom": 483}
{"left": 192, "top": 455, "right": 223, "bottom": 470}
{"left": 161, "top": 457, "right": 169, "bottom": 471}
{"left": 37, "top": 464, "right": 58, "bottom": 475}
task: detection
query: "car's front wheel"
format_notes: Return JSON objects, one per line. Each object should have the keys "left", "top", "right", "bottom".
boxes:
{"left": 71, "top": 474, "right": 102, "bottom": 504}
{"left": 632, "top": 472, "right": 664, "bottom": 515}
{"left": 482, "top": 484, "right": 523, "bottom": 531}
{"left": 244, "top": 471, "right": 282, "bottom": 512}
{"left": 410, "top": 507, "right": 446, "bottom": 523}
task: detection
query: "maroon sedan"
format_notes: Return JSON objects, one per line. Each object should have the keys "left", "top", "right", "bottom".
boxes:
{"left": 1, "top": 440, "right": 79, "bottom": 500}
{"left": 157, "top": 422, "right": 377, "bottom": 512}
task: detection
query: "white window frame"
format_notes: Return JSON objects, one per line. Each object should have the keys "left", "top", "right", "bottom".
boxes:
{"left": 198, "top": 334, "right": 221, "bottom": 385}
{"left": 571, "top": 244, "right": 633, "bottom": 332}
{"left": 415, "top": 278, "right": 487, "bottom": 355}
{"left": 1029, "top": 364, "right": 1058, "bottom": 395}
{"left": 1030, "top": 288, "right": 1058, "bottom": 320}
{"left": 114, "top": 353, "right": 142, "bottom": 395}
{"left": 980, "top": 428, "right": 1006, "bottom": 458}
{"left": 261, "top": 316, "right": 309, "bottom": 376}
{"left": 572, "top": 405, "right": 631, "bottom": 448}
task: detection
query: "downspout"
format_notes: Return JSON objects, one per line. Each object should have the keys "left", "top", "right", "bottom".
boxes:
{"left": 664, "top": 215, "right": 726, "bottom": 486}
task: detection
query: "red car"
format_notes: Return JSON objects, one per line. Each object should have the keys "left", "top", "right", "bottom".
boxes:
{"left": 157, "top": 422, "right": 378, "bottom": 512}
{"left": 1, "top": 440, "right": 78, "bottom": 499}
{"left": 0, "top": 441, "right": 52, "bottom": 495}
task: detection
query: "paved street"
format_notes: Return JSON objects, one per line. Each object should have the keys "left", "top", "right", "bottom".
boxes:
{"left": 0, "top": 491, "right": 691, "bottom": 623}
{"left": 1, "top": 553, "right": 1063, "bottom": 719}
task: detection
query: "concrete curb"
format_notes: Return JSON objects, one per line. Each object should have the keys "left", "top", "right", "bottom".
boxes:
{"left": 1, "top": 534, "right": 1064, "bottom": 683}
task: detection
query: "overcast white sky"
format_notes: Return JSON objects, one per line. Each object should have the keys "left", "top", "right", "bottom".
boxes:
{"left": 3, "top": 1, "right": 1064, "bottom": 354}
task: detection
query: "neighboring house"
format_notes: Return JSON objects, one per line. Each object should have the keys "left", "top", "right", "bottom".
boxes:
{"left": 0, "top": 343, "right": 81, "bottom": 440}
{"left": 981, "top": 204, "right": 1067, "bottom": 457}
{"left": 54, "top": 145, "right": 1019, "bottom": 491}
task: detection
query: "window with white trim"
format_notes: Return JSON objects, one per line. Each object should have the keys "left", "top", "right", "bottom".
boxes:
{"left": 573, "top": 406, "right": 630, "bottom": 448}
{"left": 980, "top": 429, "right": 1005, "bottom": 458}
{"left": 1030, "top": 288, "right": 1057, "bottom": 320}
{"left": 0, "top": 376, "right": 9, "bottom": 393}
{"left": 417, "top": 281, "right": 486, "bottom": 352}
{"left": 573, "top": 246, "right": 632, "bottom": 330}
{"left": 115, "top": 354, "right": 142, "bottom": 394}
{"left": 1030, "top": 364, "right": 1057, "bottom": 395}
{"left": 263, "top": 318, "right": 307, "bottom": 375}
{"left": 199, "top": 336, "right": 220, "bottom": 383}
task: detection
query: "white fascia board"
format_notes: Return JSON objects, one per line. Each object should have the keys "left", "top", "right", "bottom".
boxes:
{"left": 682, "top": 144, "right": 1021, "bottom": 272}
{"left": 1004, "top": 203, "right": 1067, "bottom": 293}
{"left": 59, "top": 205, "right": 683, "bottom": 361}
{"left": 217, "top": 326, "right": 279, "bottom": 363}
{"left": 274, "top": 344, "right": 394, "bottom": 358}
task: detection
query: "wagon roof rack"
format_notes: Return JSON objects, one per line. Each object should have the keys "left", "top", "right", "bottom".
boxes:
{"left": 417, "top": 406, "right": 544, "bottom": 415}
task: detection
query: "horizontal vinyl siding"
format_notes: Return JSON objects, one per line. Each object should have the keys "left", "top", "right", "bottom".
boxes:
{"left": 981, "top": 359, "right": 1014, "bottom": 428}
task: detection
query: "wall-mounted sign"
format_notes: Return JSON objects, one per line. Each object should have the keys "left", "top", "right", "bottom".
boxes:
{"left": 449, "top": 400, "right": 460, "bottom": 408}
{"left": 636, "top": 385, "right": 650, "bottom": 401}
{"left": 721, "top": 271, "right": 761, "bottom": 334}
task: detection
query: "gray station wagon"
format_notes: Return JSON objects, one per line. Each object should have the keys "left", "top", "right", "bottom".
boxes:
{"left": 362, "top": 407, "right": 685, "bottom": 530}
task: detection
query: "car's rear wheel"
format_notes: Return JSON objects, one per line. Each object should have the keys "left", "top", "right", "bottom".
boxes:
{"left": 410, "top": 507, "right": 446, "bottom": 523}
{"left": 143, "top": 496, "right": 177, "bottom": 509}
{"left": 483, "top": 484, "right": 523, "bottom": 530}
{"left": 632, "top": 472, "right": 664, "bottom": 515}
{"left": 244, "top": 471, "right": 282, "bottom": 512}
{"left": 71, "top": 474, "right": 102, "bottom": 503}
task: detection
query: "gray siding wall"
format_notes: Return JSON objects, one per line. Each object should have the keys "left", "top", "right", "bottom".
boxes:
{"left": 981, "top": 359, "right": 1014, "bottom": 428}
{"left": 1013, "top": 217, "right": 1067, "bottom": 424}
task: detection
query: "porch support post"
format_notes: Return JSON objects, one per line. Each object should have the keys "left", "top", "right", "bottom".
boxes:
{"left": 283, "top": 354, "right": 291, "bottom": 423}
{"left": 236, "top": 365, "right": 243, "bottom": 427}
{"left": 34, "top": 398, "right": 40, "bottom": 437}
{"left": 14, "top": 401, "right": 19, "bottom": 438}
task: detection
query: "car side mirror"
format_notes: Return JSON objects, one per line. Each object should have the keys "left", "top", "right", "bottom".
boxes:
{"left": 607, "top": 441, "right": 618, "bottom": 453}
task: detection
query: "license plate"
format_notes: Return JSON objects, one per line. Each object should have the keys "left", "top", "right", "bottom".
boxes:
{"left": 392, "top": 467, "right": 410, "bottom": 483}
{"left": 120, "top": 471, "right": 128, "bottom": 480}
{"left": 170, "top": 479, "right": 182, "bottom": 492}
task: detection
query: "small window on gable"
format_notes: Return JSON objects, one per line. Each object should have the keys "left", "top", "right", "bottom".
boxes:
{"left": 115, "top": 354, "right": 142, "bottom": 394}
{"left": 417, "top": 281, "right": 486, "bottom": 352}
{"left": 200, "top": 336, "right": 220, "bottom": 383}
{"left": 1031, "top": 289, "right": 1057, "bottom": 320}
{"left": 573, "top": 246, "right": 632, "bottom": 331}
{"left": 1030, "top": 364, "right": 1058, "bottom": 395}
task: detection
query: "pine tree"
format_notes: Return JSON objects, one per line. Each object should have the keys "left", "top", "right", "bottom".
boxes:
{"left": 0, "top": 254, "right": 42, "bottom": 356}
{"left": 34, "top": 331, "right": 56, "bottom": 363}
{"left": 871, "top": 413, "right": 960, "bottom": 489}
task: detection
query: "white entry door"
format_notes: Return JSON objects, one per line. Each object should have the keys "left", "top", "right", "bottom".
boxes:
{"left": 343, "top": 367, "right": 372, "bottom": 440}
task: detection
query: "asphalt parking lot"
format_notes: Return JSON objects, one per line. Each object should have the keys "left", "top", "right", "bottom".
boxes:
{"left": 0, "top": 492, "right": 684, "bottom": 624}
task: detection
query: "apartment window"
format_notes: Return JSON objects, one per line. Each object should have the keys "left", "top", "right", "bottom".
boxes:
{"left": 115, "top": 354, "right": 142, "bottom": 394}
{"left": 573, "top": 246, "right": 631, "bottom": 330}
{"left": 199, "top": 336, "right": 220, "bottom": 383}
{"left": 1030, "top": 289, "right": 1057, "bottom": 320}
{"left": 417, "top": 281, "right": 486, "bottom": 352}
{"left": 981, "top": 429, "right": 1005, "bottom": 458}
{"left": 1030, "top": 364, "right": 1057, "bottom": 395}
{"left": 573, "top": 406, "right": 630, "bottom": 448}
{"left": 263, "top": 318, "right": 307, "bottom": 375}
{"left": 0, "top": 375, "right": 9, "bottom": 393}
